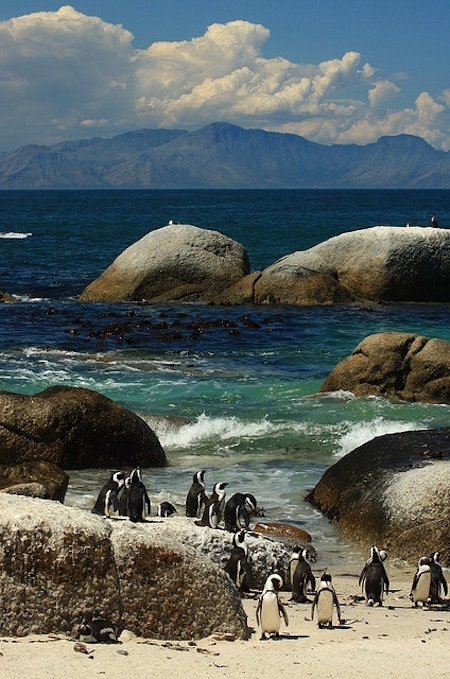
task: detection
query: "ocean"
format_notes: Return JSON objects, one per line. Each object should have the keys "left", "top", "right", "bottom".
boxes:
{"left": 2, "top": 188, "right": 450, "bottom": 571}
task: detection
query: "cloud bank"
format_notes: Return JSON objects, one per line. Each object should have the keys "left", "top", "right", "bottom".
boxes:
{"left": 1, "top": 5, "right": 449, "bottom": 151}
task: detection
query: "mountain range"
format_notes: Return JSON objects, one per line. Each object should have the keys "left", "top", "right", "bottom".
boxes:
{"left": 0, "top": 122, "right": 449, "bottom": 189}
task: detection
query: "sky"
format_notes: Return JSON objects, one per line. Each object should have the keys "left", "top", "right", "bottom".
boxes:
{"left": 0, "top": 1, "right": 449, "bottom": 152}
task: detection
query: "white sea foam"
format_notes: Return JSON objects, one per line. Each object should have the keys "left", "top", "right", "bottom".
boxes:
{"left": 0, "top": 231, "right": 32, "bottom": 239}
{"left": 334, "top": 416, "right": 424, "bottom": 458}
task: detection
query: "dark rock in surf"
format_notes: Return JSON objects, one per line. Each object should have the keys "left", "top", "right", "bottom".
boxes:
{"left": 307, "top": 427, "right": 450, "bottom": 565}
{"left": 321, "top": 331, "right": 450, "bottom": 404}
{"left": 0, "top": 386, "right": 166, "bottom": 469}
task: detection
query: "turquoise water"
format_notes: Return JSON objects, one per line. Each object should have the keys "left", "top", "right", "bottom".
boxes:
{"left": 1, "top": 189, "right": 450, "bottom": 569}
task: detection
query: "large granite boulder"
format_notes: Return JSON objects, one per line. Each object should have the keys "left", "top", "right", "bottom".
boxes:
{"left": 255, "top": 226, "right": 450, "bottom": 304}
{"left": 0, "top": 460, "right": 69, "bottom": 501}
{"left": 79, "top": 223, "right": 250, "bottom": 303}
{"left": 306, "top": 428, "right": 450, "bottom": 565}
{"left": 0, "top": 494, "right": 248, "bottom": 640}
{"left": 321, "top": 332, "right": 450, "bottom": 404}
{"left": 0, "top": 386, "right": 166, "bottom": 469}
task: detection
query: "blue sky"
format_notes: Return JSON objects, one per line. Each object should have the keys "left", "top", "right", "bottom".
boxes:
{"left": 0, "top": 1, "right": 449, "bottom": 151}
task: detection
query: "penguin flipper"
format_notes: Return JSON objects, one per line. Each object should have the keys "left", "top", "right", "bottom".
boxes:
{"left": 256, "top": 600, "right": 262, "bottom": 626}
{"left": 442, "top": 575, "right": 448, "bottom": 596}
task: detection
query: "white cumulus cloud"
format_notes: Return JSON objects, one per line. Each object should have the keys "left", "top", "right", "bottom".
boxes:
{"left": 0, "top": 6, "right": 449, "bottom": 150}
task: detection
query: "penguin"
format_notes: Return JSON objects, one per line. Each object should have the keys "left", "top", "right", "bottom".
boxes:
{"left": 127, "top": 468, "right": 151, "bottom": 523}
{"left": 428, "top": 551, "right": 448, "bottom": 603}
{"left": 288, "top": 545, "right": 302, "bottom": 591}
{"left": 291, "top": 548, "right": 316, "bottom": 603}
{"left": 431, "top": 213, "right": 440, "bottom": 228}
{"left": 118, "top": 473, "right": 132, "bottom": 516}
{"left": 359, "top": 546, "right": 389, "bottom": 606}
{"left": 256, "top": 574, "right": 289, "bottom": 640}
{"left": 185, "top": 470, "right": 208, "bottom": 518}
{"left": 410, "top": 557, "right": 432, "bottom": 606}
{"left": 223, "top": 492, "right": 258, "bottom": 532}
{"left": 157, "top": 501, "right": 177, "bottom": 517}
{"left": 104, "top": 488, "right": 120, "bottom": 518}
{"left": 224, "top": 529, "right": 253, "bottom": 592}
{"left": 91, "top": 471, "right": 126, "bottom": 516}
{"left": 77, "top": 616, "right": 120, "bottom": 644}
{"left": 311, "top": 572, "right": 342, "bottom": 628}
{"left": 195, "top": 481, "right": 228, "bottom": 528}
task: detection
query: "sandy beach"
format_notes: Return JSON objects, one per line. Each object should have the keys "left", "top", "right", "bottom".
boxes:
{"left": 2, "top": 562, "right": 449, "bottom": 679}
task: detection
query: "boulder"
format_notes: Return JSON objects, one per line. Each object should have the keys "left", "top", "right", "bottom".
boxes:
{"left": 0, "top": 494, "right": 248, "bottom": 640}
{"left": 0, "top": 460, "right": 69, "bottom": 501}
{"left": 79, "top": 224, "right": 250, "bottom": 303}
{"left": 320, "top": 331, "right": 450, "bottom": 404}
{"left": 0, "top": 386, "right": 166, "bottom": 469}
{"left": 256, "top": 226, "right": 450, "bottom": 304}
{"left": 306, "top": 427, "right": 450, "bottom": 565}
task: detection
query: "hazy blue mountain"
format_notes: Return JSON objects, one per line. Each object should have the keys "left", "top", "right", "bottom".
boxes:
{"left": 0, "top": 122, "right": 448, "bottom": 189}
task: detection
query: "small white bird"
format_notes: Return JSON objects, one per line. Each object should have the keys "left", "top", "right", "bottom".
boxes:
{"left": 256, "top": 574, "right": 289, "bottom": 640}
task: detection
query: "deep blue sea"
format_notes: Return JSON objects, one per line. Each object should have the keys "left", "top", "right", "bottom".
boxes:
{"left": 2, "top": 189, "right": 450, "bottom": 569}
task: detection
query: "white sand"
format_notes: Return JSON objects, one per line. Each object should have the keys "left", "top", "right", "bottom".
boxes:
{"left": 2, "top": 563, "right": 450, "bottom": 679}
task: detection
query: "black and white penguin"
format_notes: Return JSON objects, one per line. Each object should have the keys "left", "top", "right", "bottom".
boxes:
{"left": 91, "top": 471, "right": 126, "bottom": 516}
{"left": 359, "top": 546, "right": 389, "bottom": 606}
{"left": 428, "top": 551, "right": 448, "bottom": 603}
{"left": 77, "top": 617, "right": 120, "bottom": 644}
{"left": 311, "top": 572, "right": 342, "bottom": 628}
{"left": 223, "top": 492, "right": 258, "bottom": 532}
{"left": 431, "top": 213, "right": 440, "bottom": 228}
{"left": 157, "top": 501, "right": 177, "bottom": 517}
{"left": 195, "top": 481, "right": 228, "bottom": 528}
{"left": 256, "top": 574, "right": 289, "bottom": 640}
{"left": 288, "top": 545, "right": 302, "bottom": 591}
{"left": 291, "top": 548, "right": 316, "bottom": 603}
{"left": 185, "top": 470, "right": 208, "bottom": 518}
{"left": 224, "top": 529, "right": 253, "bottom": 592}
{"left": 118, "top": 473, "right": 132, "bottom": 516}
{"left": 127, "top": 468, "right": 151, "bottom": 523}
{"left": 410, "top": 556, "right": 432, "bottom": 606}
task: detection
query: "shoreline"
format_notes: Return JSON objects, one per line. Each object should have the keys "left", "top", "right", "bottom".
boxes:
{"left": 2, "top": 564, "right": 450, "bottom": 679}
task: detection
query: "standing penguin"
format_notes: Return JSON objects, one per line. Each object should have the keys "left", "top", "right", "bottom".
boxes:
{"left": 195, "top": 481, "right": 228, "bottom": 528}
{"left": 428, "top": 551, "right": 448, "bottom": 603}
{"left": 225, "top": 530, "right": 253, "bottom": 592}
{"left": 223, "top": 493, "right": 259, "bottom": 532}
{"left": 410, "top": 557, "right": 432, "bottom": 606}
{"left": 256, "top": 574, "right": 289, "bottom": 640}
{"left": 91, "top": 471, "right": 126, "bottom": 516}
{"left": 291, "top": 548, "right": 316, "bottom": 603}
{"left": 127, "top": 468, "right": 151, "bottom": 523}
{"left": 288, "top": 545, "right": 302, "bottom": 591}
{"left": 359, "top": 546, "right": 389, "bottom": 606}
{"left": 185, "top": 470, "right": 208, "bottom": 518}
{"left": 311, "top": 572, "right": 342, "bottom": 628}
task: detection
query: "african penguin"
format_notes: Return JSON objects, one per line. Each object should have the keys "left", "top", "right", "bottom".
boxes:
{"left": 118, "top": 473, "right": 132, "bottom": 516}
{"left": 127, "top": 467, "right": 151, "bottom": 523}
{"left": 291, "top": 548, "right": 316, "bottom": 603}
{"left": 288, "top": 545, "right": 302, "bottom": 591}
{"left": 428, "top": 551, "right": 448, "bottom": 603}
{"left": 195, "top": 481, "right": 228, "bottom": 528}
{"left": 256, "top": 574, "right": 289, "bottom": 640}
{"left": 157, "top": 501, "right": 177, "bottom": 517}
{"left": 431, "top": 213, "right": 440, "bottom": 228}
{"left": 410, "top": 557, "right": 432, "bottom": 606}
{"left": 223, "top": 492, "right": 258, "bottom": 532}
{"left": 77, "top": 616, "right": 120, "bottom": 644}
{"left": 311, "top": 572, "right": 342, "bottom": 628}
{"left": 359, "top": 546, "right": 389, "bottom": 606}
{"left": 224, "top": 530, "right": 253, "bottom": 592}
{"left": 185, "top": 470, "right": 208, "bottom": 518}
{"left": 91, "top": 471, "right": 126, "bottom": 516}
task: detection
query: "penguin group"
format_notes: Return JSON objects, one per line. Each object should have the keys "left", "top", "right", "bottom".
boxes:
{"left": 410, "top": 551, "right": 448, "bottom": 606}
{"left": 91, "top": 468, "right": 177, "bottom": 523}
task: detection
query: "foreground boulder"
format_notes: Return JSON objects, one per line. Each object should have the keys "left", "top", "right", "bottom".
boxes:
{"left": 255, "top": 226, "right": 450, "bottom": 304}
{"left": 0, "top": 495, "right": 247, "bottom": 639}
{"left": 0, "top": 386, "right": 166, "bottom": 469}
{"left": 307, "top": 428, "right": 450, "bottom": 564}
{"left": 0, "top": 461, "right": 69, "bottom": 501}
{"left": 321, "top": 332, "right": 450, "bottom": 404}
{"left": 79, "top": 223, "right": 250, "bottom": 303}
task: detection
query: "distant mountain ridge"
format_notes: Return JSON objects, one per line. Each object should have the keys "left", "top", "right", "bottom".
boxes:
{"left": 0, "top": 122, "right": 449, "bottom": 189}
